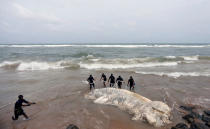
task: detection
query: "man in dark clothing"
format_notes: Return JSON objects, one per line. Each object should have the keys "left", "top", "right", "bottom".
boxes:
{"left": 127, "top": 76, "right": 135, "bottom": 91}
{"left": 12, "top": 95, "right": 35, "bottom": 120}
{"left": 116, "top": 76, "right": 123, "bottom": 89}
{"left": 108, "top": 74, "right": 115, "bottom": 87}
{"left": 87, "top": 75, "right": 95, "bottom": 90}
{"left": 100, "top": 73, "right": 107, "bottom": 87}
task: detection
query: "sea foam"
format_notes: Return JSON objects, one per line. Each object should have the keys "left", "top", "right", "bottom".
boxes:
{"left": 17, "top": 62, "right": 63, "bottom": 70}
{"left": 136, "top": 71, "right": 210, "bottom": 78}
{"left": 79, "top": 62, "right": 178, "bottom": 69}
{"left": 0, "top": 58, "right": 180, "bottom": 71}
{"left": 181, "top": 55, "right": 199, "bottom": 61}
{"left": 0, "top": 61, "right": 75, "bottom": 71}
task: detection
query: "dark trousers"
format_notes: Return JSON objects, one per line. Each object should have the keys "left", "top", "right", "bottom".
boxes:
{"left": 118, "top": 84, "right": 122, "bottom": 89}
{"left": 130, "top": 85, "right": 134, "bottom": 90}
{"left": 110, "top": 83, "right": 115, "bottom": 87}
{"left": 89, "top": 83, "right": 95, "bottom": 90}
{"left": 13, "top": 108, "right": 28, "bottom": 120}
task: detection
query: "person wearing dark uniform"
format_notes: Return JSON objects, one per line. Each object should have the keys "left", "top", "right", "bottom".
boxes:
{"left": 127, "top": 76, "right": 135, "bottom": 91}
{"left": 116, "top": 75, "right": 123, "bottom": 89}
{"left": 108, "top": 74, "right": 115, "bottom": 87}
{"left": 12, "top": 95, "right": 35, "bottom": 120}
{"left": 87, "top": 75, "right": 95, "bottom": 90}
{"left": 100, "top": 73, "right": 107, "bottom": 87}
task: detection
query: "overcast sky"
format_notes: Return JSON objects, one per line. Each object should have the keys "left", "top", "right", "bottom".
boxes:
{"left": 0, "top": 0, "right": 210, "bottom": 44}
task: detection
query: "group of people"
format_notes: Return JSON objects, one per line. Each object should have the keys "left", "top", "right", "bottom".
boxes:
{"left": 87, "top": 73, "right": 135, "bottom": 91}
{"left": 11, "top": 73, "right": 135, "bottom": 122}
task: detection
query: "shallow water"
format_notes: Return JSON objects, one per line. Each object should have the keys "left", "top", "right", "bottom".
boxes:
{"left": 0, "top": 69, "right": 210, "bottom": 129}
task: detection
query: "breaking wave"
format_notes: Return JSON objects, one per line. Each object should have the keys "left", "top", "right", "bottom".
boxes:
{"left": 0, "top": 44, "right": 210, "bottom": 48}
{"left": 0, "top": 55, "right": 209, "bottom": 71}
{"left": 0, "top": 61, "right": 79, "bottom": 71}
{"left": 136, "top": 72, "right": 210, "bottom": 78}
{"left": 181, "top": 55, "right": 199, "bottom": 61}
{"left": 0, "top": 60, "right": 179, "bottom": 71}
{"left": 0, "top": 61, "right": 20, "bottom": 69}
{"left": 79, "top": 62, "right": 178, "bottom": 69}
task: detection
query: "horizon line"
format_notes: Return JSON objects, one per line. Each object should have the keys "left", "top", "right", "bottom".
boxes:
{"left": 0, "top": 42, "right": 210, "bottom": 45}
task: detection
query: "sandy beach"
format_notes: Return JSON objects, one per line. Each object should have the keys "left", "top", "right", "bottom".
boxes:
{"left": 0, "top": 69, "right": 210, "bottom": 129}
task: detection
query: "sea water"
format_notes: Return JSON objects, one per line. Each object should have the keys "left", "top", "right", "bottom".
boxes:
{"left": 0, "top": 43, "right": 210, "bottom": 78}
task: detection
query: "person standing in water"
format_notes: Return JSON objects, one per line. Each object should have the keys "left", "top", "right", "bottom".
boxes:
{"left": 108, "top": 73, "right": 115, "bottom": 87}
{"left": 87, "top": 75, "right": 95, "bottom": 90}
{"left": 127, "top": 76, "right": 135, "bottom": 91}
{"left": 12, "top": 95, "right": 36, "bottom": 121}
{"left": 100, "top": 73, "right": 107, "bottom": 87}
{"left": 116, "top": 75, "right": 124, "bottom": 89}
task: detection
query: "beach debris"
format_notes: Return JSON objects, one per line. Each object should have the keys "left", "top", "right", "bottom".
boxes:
{"left": 85, "top": 88, "right": 171, "bottom": 127}
{"left": 66, "top": 124, "right": 79, "bottom": 129}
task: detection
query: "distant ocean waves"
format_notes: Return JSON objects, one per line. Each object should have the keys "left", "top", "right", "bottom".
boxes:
{"left": 0, "top": 44, "right": 210, "bottom": 48}
{"left": 0, "top": 55, "right": 209, "bottom": 72}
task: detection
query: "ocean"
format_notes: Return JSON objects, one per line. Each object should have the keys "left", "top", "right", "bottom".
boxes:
{"left": 0, "top": 43, "right": 210, "bottom": 77}
{"left": 0, "top": 43, "right": 210, "bottom": 129}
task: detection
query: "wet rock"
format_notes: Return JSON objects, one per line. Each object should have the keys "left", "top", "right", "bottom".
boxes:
{"left": 66, "top": 124, "right": 79, "bottom": 129}
{"left": 183, "top": 114, "right": 195, "bottom": 124}
{"left": 191, "top": 111, "right": 202, "bottom": 119}
{"left": 204, "top": 110, "right": 210, "bottom": 116}
{"left": 182, "top": 111, "right": 203, "bottom": 124}
{"left": 171, "top": 123, "right": 189, "bottom": 129}
{"left": 180, "top": 105, "right": 202, "bottom": 119}
{"left": 205, "top": 121, "right": 210, "bottom": 127}
{"left": 180, "top": 106, "right": 195, "bottom": 112}
{"left": 176, "top": 105, "right": 210, "bottom": 129}
{"left": 190, "top": 122, "right": 209, "bottom": 129}
{"left": 202, "top": 115, "right": 210, "bottom": 123}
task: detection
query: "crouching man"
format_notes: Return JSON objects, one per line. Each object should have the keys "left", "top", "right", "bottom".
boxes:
{"left": 12, "top": 95, "right": 36, "bottom": 121}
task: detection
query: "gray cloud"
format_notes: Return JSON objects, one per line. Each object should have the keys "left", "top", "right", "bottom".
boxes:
{"left": 13, "top": 3, "right": 62, "bottom": 23}
{"left": 0, "top": 0, "right": 210, "bottom": 43}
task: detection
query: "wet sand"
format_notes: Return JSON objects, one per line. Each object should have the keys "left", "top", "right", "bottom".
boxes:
{"left": 0, "top": 69, "right": 210, "bottom": 129}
